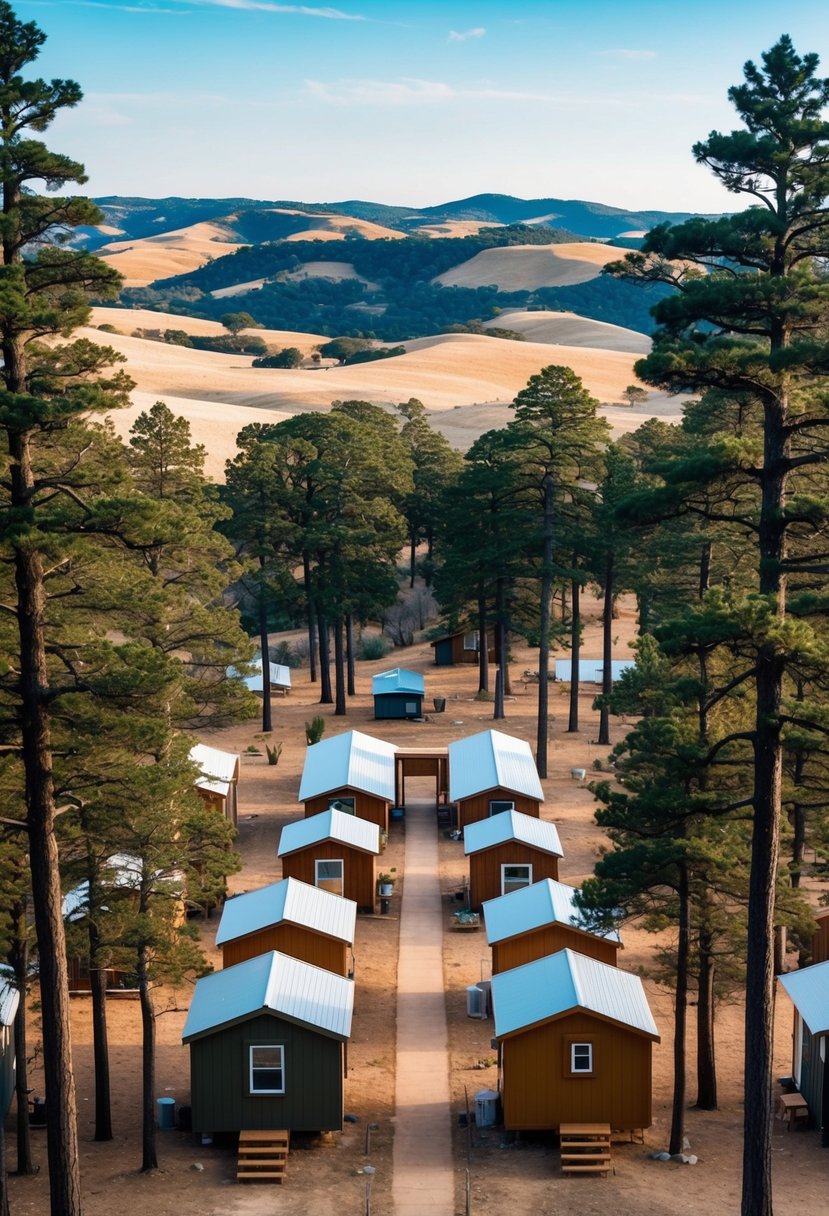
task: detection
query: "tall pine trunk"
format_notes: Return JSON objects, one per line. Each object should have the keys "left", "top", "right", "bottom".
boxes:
{"left": 477, "top": 590, "right": 489, "bottom": 693}
{"left": 12, "top": 426, "right": 83, "bottom": 1216}
{"left": 317, "top": 617, "right": 333, "bottom": 704}
{"left": 334, "top": 619, "right": 346, "bottom": 715}
{"left": 10, "top": 899, "right": 33, "bottom": 1177}
{"left": 346, "top": 614, "right": 356, "bottom": 697}
{"left": 567, "top": 569, "right": 581, "bottom": 733}
{"left": 138, "top": 939, "right": 157, "bottom": 1172}
{"left": 696, "top": 925, "right": 718, "bottom": 1110}
{"left": 669, "top": 862, "right": 689, "bottom": 1155}
{"left": 304, "top": 553, "right": 318, "bottom": 684}
{"left": 597, "top": 552, "right": 614, "bottom": 746}
{"left": 88, "top": 887, "right": 112, "bottom": 1142}
{"left": 257, "top": 558, "right": 272, "bottom": 733}
{"left": 535, "top": 471, "right": 554, "bottom": 776}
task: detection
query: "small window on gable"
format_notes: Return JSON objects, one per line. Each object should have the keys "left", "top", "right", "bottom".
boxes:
{"left": 501, "top": 864, "right": 532, "bottom": 895}
{"left": 249, "top": 1044, "right": 285, "bottom": 1094}
{"left": 463, "top": 631, "right": 480, "bottom": 652}
{"left": 328, "top": 796, "right": 355, "bottom": 815}
{"left": 570, "top": 1042, "right": 593, "bottom": 1075}
{"left": 490, "top": 799, "right": 515, "bottom": 816}
{"left": 315, "top": 859, "right": 344, "bottom": 895}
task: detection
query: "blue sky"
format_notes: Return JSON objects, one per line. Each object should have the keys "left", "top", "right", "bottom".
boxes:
{"left": 15, "top": 0, "right": 829, "bottom": 212}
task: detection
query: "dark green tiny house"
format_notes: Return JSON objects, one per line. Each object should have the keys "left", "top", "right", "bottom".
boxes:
{"left": 779, "top": 959, "right": 829, "bottom": 1143}
{"left": 372, "top": 668, "right": 425, "bottom": 720}
{"left": 183, "top": 951, "right": 353, "bottom": 1135}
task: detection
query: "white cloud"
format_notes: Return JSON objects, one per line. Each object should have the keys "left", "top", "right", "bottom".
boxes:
{"left": 448, "top": 27, "right": 486, "bottom": 43}
{"left": 175, "top": 0, "right": 364, "bottom": 15}
{"left": 596, "top": 48, "right": 657, "bottom": 61}
{"left": 304, "top": 77, "right": 616, "bottom": 107}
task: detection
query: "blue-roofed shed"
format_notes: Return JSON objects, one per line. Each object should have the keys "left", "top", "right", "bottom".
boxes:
{"left": 779, "top": 959, "right": 829, "bottom": 1137}
{"left": 372, "top": 668, "right": 425, "bottom": 721}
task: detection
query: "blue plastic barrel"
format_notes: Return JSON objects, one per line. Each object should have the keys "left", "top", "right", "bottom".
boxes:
{"left": 156, "top": 1097, "right": 176, "bottom": 1130}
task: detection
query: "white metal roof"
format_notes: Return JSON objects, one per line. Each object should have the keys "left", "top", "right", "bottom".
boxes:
{"left": 463, "top": 809, "right": 562, "bottom": 858}
{"left": 229, "top": 658, "right": 292, "bottom": 693}
{"left": 278, "top": 807, "right": 381, "bottom": 858}
{"left": 554, "top": 659, "right": 636, "bottom": 683}
{"left": 182, "top": 950, "right": 354, "bottom": 1043}
{"left": 216, "top": 877, "right": 357, "bottom": 947}
{"left": 0, "top": 965, "right": 18, "bottom": 1028}
{"left": 483, "top": 879, "right": 620, "bottom": 946}
{"left": 491, "top": 948, "right": 659, "bottom": 1040}
{"left": 62, "top": 853, "right": 170, "bottom": 922}
{"left": 779, "top": 960, "right": 829, "bottom": 1036}
{"left": 190, "top": 743, "right": 240, "bottom": 798}
{"left": 448, "top": 730, "right": 544, "bottom": 802}
{"left": 372, "top": 668, "right": 425, "bottom": 696}
{"left": 298, "top": 730, "right": 397, "bottom": 803}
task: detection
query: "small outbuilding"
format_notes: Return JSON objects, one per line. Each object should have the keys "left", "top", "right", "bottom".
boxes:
{"left": 182, "top": 950, "right": 353, "bottom": 1135}
{"left": 216, "top": 878, "right": 357, "bottom": 976}
{"left": 779, "top": 959, "right": 829, "bottom": 1139}
{"left": 483, "top": 878, "right": 621, "bottom": 974}
{"left": 372, "top": 668, "right": 425, "bottom": 720}
{"left": 554, "top": 658, "right": 635, "bottom": 684}
{"left": 190, "top": 742, "right": 241, "bottom": 825}
{"left": 430, "top": 628, "right": 495, "bottom": 667}
{"left": 299, "top": 730, "right": 397, "bottom": 832}
{"left": 448, "top": 729, "right": 544, "bottom": 830}
{"left": 463, "top": 810, "right": 563, "bottom": 911}
{"left": 278, "top": 808, "right": 380, "bottom": 911}
{"left": 231, "top": 658, "right": 292, "bottom": 696}
{"left": 0, "top": 969, "right": 18, "bottom": 1118}
{"left": 491, "top": 948, "right": 659, "bottom": 1134}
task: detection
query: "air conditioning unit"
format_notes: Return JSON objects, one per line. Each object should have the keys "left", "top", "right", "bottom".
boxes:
{"left": 466, "top": 981, "right": 491, "bottom": 1020}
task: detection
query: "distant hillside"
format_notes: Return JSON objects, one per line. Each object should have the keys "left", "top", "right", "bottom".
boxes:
{"left": 413, "top": 193, "right": 709, "bottom": 238}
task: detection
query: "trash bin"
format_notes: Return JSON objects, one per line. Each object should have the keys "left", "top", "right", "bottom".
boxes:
{"left": 474, "top": 1090, "right": 499, "bottom": 1128}
{"left": 156, "top": 1097, "right": 176, "bottom": 1130}
{"left": 433, "top": 696, "right": 446, "bottom": 712}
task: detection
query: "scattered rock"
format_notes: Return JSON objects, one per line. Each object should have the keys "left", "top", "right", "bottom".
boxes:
{"left": 687, "top": 1155, "right": 699, "bottom": 1165}
{"left": 363, "top": 1165, "right": 376, "bottom": 1175}
{"left": 344, "top": 1113, "right": 359, "bottom": 1123}
{"left": 671, "top": 1153, "right": 688, "bottom": 1163}
{"left": 654, "top": 1151, "right": 671, "bottom": 1162}
{"left": 191, "top": 1162, "right": 204, "bottom": 1172}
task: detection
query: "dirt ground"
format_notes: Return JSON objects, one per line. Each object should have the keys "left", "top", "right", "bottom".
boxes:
{"left": 8, "top": 598, "right": 829, "bottom": 1215}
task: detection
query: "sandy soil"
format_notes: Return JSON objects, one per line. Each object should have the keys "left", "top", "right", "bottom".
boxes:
{"left": 7, "top": 598, "right": 828, "bottom": 1215}
{"left": 96, "top": 222, "right": 243, "bottom": 288}
{"left": 434, "top": 243, "right": 630, "bottom": 291}
{"left": 410, "top": 221, "right": 504, "bottom": 239}
{"left": 484, "top": 309, "right": 651, "bottom": 354}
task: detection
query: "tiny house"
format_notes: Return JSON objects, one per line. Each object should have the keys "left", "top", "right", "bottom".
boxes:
{"left": 491, "top": 949, "right": 659, "bottom": 1134}
{"left": 191, "top": 743, "right": 241, "bottom": 825}
{"left": 182, "top": 950, "right": 353, "bottom": 1135}
{"left": 463, "top": 810, "right": 563, "bottom": 910}
{"left": 0, "top": 969, "right": 18, "bottom": 1118}
{"left": 372, "top": 669, "right": 425, "bottom": 720}
{"left": 431, "top": 629, "right": 495, "bottom": 667}
{"left": 299, "top": 730, "right": 397, "bottom": 832}
{"left": 216, "top": 878, "right": 356, "bottom": 976}
{"left": 278, "top": 808, "right": 380, "bottom": 911}
{"left": 448, "top": 730, "right": 544, "bottom": 830}
{"left": 554, "top": 658, "right": 636, "bottom": 684}
{"left": 483, "top": 878, "right": 621, "bottom": 973}
{"left": 230, "top": 657, "right": 292, "bottom": 696}
{"left": 779, "top": 959, "right": 829, "bottom": 1140}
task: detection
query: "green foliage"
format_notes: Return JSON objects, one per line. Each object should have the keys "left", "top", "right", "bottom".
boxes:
{"left": 252, "top": 346, "right": 303, "bottom": 368}
{"left": 305, "top": 715, "right": 325, "bottom": 745}
{"left": 265, "top": 742, "right": 283, "bottom": 766}
{"left": 220, "top": 310, "right": 257, "bottom": 334}
{"left": 358, "top": 633, "right": 390, "bottom": 660}
{"left": 344, "top": 344, "right": 406, "bottom": 364}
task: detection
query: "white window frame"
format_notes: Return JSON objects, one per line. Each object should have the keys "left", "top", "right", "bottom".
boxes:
{"left": 462, "top": 631, "right": 480, "bottom": 652}
{"left": 328, "top": 796, "right": 355, "bottom": 815}
{"left": 570, "top": 1042, "right": 593, "bottom": 1074}
{"left": 490, "top": 799, "right": 515, "bottom": 816}
{"left": 315, "top": 858, "right": 344, "bottom": 895}
{"left": 249, "top": 1044, "right": 285, "bottom": 1095}
{"left": 501, "top": 863, "right": 532, "bottom": 895}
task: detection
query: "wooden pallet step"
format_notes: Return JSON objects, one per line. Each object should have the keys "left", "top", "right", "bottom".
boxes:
{"left": 561, "top": 1139, "right": 612, "bottom": 1148}
{"left": 238, "top": 1144, "right": 289, "bottom": 1154}
{"left": 562, "top": 1154, "right": 611, "bottom": 1165}
{"left": 562, "top": 1163, "right": 612, "bottom": 1174}
{"left": 237, "top": 1129, "right": 289, "bottom": 1184}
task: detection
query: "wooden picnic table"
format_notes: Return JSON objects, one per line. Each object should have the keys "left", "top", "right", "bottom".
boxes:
{"left": 777, "top": 1092, "right": 809, "bottom": 1129}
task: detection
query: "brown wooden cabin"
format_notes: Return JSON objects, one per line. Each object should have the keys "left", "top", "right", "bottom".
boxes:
{"left": 183, "top": 951, "right": 353, "bottom": 1136}
{"left": 448, "top": 729, "right": 544, "bottom": 831}
{"left": 491, "top": 949, "right": 659, "bottom": 1134}
{"left": 463, "top": 810, "right": 563, "bottom": 911}
{"left": 298, "top": 730, "right": 396, "bottom": 834}
{"left": 216, "top": 878, "right": 356, "bottom": 976}
{"left": 277, "top": 808, "right": 380, "bottom": 912}
{"left": 483, "top": 878, "right": 620, "bottom": 974}
{"left": 191, "top": 743, "right": 241, "bottom": 826}
{"left": 431, "top": 629, "right": 495, "bottom": 667}
{"left": 811, "top": 909, "right": 829, "bottom": 963}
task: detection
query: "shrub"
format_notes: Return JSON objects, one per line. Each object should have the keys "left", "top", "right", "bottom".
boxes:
{"left": 358, "top": 633, "right": 390, "bottom": 660}
{"left": 271, "top": 639, "right": 305, "bottom": 668}
{"left": 265, "top": 742, "right": 283, "bottom": 766}
{"left": 305, "top": 716, "right": 325, "bottom": 745}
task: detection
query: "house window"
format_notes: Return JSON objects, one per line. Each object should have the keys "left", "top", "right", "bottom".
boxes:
{"left": 463, "top": 631, "right": 480, "bottom": 652}
{"left": 501, "top": 864, "right": 532, "bottom": 895}
{"left": 490, "top": 799, "right": 515, "bottom": 816}
{"left": 570, "top": 1042, "right": 593, "bottom": 1075}
{"left": 405, "top": 701, "right": 418, "bottom": 715}
{"left": 249, "top": 1044, "right": 285, "bottom": 1094}
{"left": 315, "top": 859, "right": 344, "bottom": 895}
{"left": 328, "top": 796, "right": 355, "bottom": 815}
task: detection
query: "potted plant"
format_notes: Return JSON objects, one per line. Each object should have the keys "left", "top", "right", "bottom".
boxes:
{"left": 378, "top": 869, "right": 396, "bottom": 896}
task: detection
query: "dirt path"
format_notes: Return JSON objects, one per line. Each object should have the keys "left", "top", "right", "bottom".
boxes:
{"left": 392, "top": 800, "right": 455, "bottom": 1215}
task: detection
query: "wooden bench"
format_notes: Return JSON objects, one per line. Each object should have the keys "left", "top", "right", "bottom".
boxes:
{"left": 560, "top": 1122, "right": 612, "bottom": 1176}
{"left": 777, "top": 1092, "right": 809, "bottom": 1130}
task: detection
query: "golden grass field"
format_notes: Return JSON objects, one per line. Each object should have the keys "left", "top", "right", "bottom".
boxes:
{"left": 434, "top": 241, "right": 624, "bottom": 290}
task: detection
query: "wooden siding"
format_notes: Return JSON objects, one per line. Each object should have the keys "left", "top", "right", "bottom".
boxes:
{"left": 457, "top": 790, "right": 541, "bottom": 831}
{"left": 189, "top": 1012, "right": 344, "bottom": 1134}
{"left": 280, "top": 842, "right": 376, "bottom": 911}
{"left": 304, "top": 788, "right": 389, "bottom": 833}
{"left": 196, "top": 785, "right": 236, "bottom": 826}
{"left": 491, "top": 925, "right": 618, "bottom": 974}
{"left": 811, "top": 913, "right": 829, "bottom": 964}
{"left": 433, "top": 633, "right": 495, "bottom": 666}
{"left": 468, "top": 843, "right": 559, "bottom": 911}
{"left": 501, "top": 1011, "right": 652, "bottom": 1132}
{"left": 222, "top": 924, "right": 349, "bottom": 975}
